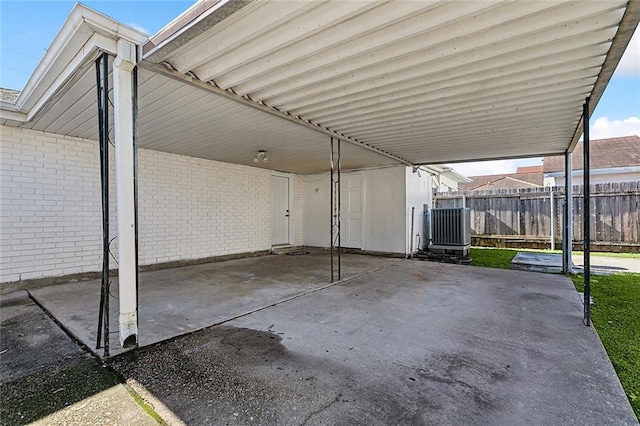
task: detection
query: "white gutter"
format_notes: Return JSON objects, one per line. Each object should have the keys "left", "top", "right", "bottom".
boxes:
{"left": 439, "top": 167, "right": 473, "bottom": 184}
{"left": 0, "top": 101, "right": 27, "bottom": 122}
{"left": 143, "top": 0, "right": 250, "bottom": 61}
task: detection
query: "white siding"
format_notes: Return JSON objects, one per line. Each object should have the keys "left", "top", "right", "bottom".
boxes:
{"left": 405, "top": 168, "right": 432, "bottom": 252}
{"left": 1, "top": 125, "right": 304, "bottom": 284}
{"left": 549, "top": 171, "right": 640, "bottom": 187}
{"left": 302, "top": 173, "right": 331, "bottom": 248}
{"left": 361, "top": 167, "right": 406, "bottom": 254}
{"left": 302, "top": 165, "right": 415, "bottom": 254}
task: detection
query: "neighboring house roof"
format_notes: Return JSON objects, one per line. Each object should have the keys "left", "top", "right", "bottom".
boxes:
{"left": 469, "top": 176, "right": 542, "bottom": 190}
{"left": 516, "top": 165, "right": 543, "bottom": 174}
{"left": 0, "top": 88, "right": 20, "bottom": 103}
{"left": 460, "top": 170, "right": 543, "bottom": 191}
{"left": 543, "top": 135, "right": 640, "bottom": 173}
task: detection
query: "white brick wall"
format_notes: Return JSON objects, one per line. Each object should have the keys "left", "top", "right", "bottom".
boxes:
{"left": 1, "top": 126, "right": 108, "bottom": 282}
{"left": 137, "top": 149, "right": 271, "bottom": 265}
{"left": 0, "top": 125, "right": 296, "bottom": 284}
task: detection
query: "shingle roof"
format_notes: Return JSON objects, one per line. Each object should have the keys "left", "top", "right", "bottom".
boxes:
{"left": 0, "top": 88, "right": 20, "bottom": 103}
{"left": 543, "top": 135, "right": 640, "bottom": 173}
{"left": 460, "top": 171, "right": 543, "bottom": 191}
{"left": 516, "top": 165, "right": 543, "bottom": 174}
{"left": 468, "top": 176, "right": 542, "bottom": 191}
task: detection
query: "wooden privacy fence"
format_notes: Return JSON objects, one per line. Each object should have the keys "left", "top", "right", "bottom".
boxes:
{"left": 433, "top": 182, "right": 640, "bottom": 244}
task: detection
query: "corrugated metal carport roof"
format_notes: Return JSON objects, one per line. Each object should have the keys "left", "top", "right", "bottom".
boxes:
{"left": 144, "top": 0, "right": 639, "bottom": 165}
{"left": 1, "top": 1, "right": 638, "bottom": 173}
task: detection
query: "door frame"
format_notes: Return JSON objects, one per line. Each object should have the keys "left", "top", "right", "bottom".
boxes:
{"left": 271, "top": 172, "right": 294, "bottom": 246}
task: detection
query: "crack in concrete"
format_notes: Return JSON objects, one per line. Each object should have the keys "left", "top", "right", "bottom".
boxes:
{"left": 301, "top": 394, "right": 341, "bottom": 425}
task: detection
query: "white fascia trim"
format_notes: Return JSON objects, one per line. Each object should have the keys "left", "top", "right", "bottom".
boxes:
{"left": 0, "top": 102, "right": 27, "bottom": 122}
{"left": 143, "top": 0, "right": 234, "bottom": 61}
{"left": 441, "top": 169, "right": 473, "bottom": 184}
{"left": 26, "top": 33, "right": 117, "bottom": 122}
{"left": 417, "top": 165, "right": 472, "bottom": 183}
{"left": 545, "top": 166, "right": 640, "bottom": 178}
{"left": 16, "top": 4, "right": 147, "bottom": 115}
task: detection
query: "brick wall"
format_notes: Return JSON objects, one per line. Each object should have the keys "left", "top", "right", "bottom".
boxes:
{"left": 137, "top": 149, "right": 271, "bottom": 265}
{"left": 0, "top": 125, "right": 292, "bottom": 283}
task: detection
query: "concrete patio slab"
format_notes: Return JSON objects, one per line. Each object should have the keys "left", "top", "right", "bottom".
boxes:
{"left": 29, "top": 252, "right": 397, "bottom": 357}
{"left": 572, "top": 254, "right": 640, "bottom": 273}
{"left": 511, "top": 252, "right": 640, "bottom": 275}
{"left": 511, "top": 252, "right": 564, "bottom": 273}
{"left": 108, "top": 260, "right": 637, "bottom": 425}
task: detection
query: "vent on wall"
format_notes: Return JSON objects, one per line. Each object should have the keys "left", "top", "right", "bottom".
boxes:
{"left": 430, "top": 208, "right": 471, "bottom": 247}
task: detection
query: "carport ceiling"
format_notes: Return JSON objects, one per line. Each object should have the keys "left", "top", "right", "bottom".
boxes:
{"left": 13, "top": 59, "right": 396, "bottom": 174}
{"left": 144, "top": 0, "right": 638, "bottom": 165}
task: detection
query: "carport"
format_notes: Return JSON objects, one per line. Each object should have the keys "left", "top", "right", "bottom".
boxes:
{"left": 1, "top": 0, "right": 638, "bottom": 355}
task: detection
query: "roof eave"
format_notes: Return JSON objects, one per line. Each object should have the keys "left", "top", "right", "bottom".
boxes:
{"left": 143, "top": 0, "right": 252, "bottom": 62}
{"left": 12, "top": 3, "right": 148, "bottom": 117}
{"left": 441, "top": 169, "right": 473, "bottom": 184}
{"left": 569, "top": 0, "right": 640, "bottom": 152}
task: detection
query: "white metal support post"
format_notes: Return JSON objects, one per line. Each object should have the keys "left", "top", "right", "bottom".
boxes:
{"left": 113, "top": 40, "right": 139, "bottom": 348}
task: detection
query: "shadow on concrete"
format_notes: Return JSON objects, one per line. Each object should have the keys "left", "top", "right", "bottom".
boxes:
{"left": 0, "top": 292, "right": 157, "bottom": 425}
{"left": 102, "top": 260, "right": 637, "bottom": 425}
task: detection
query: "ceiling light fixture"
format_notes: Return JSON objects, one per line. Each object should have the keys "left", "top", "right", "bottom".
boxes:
{"left": 253, "top": 150, "right": 269, "bottom": 163}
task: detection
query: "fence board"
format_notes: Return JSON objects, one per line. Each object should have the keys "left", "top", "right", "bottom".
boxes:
{"left": 434, "top": 182, "right": 640, "bottom": 244}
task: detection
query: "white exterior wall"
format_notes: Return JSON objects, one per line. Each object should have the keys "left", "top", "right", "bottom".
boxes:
{"left": 1, "top": 126, "right": 112, "bottom": 283}
{"left": 548, "top": 171, "right": 640, "bottom": 187}
{"left": 302, "top": 165, "right": 418, "bottom": 254}
{"left": 436, "top": 174, "right": 460, "bottom": 192}
{"left": 361, "top": 167, "right": 406, "bottom": 253}
{"left": 405, "top": 168, "right": 432, "bottom": 252}
{"left": 1, "top": 125, "right": 303, "bottom": 283}
{"left": 302, "top": 173, "right": 331, "bottom": 248}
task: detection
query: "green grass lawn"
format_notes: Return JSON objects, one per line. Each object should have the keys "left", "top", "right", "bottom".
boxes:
{"left": 469, "top": 247, "right": 519, "bottom": 269}
{"left": 572, "top": 273, "right": 640, "bottom": 418}
{"left": 469, "top": 247, "right": 640, "bottom": 419}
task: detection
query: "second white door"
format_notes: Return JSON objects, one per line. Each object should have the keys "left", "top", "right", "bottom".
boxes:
{"left": 340, "top": 173, "right": 362, "bottom": 248}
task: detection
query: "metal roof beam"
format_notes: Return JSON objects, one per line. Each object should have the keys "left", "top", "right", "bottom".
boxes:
{"left": 139, "top": 61, "right": 412, "bottom": 166}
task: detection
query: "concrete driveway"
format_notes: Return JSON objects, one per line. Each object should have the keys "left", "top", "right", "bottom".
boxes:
{"left": 26, "top": 254, "right": 637, "bottom": 424}
{"left": 30, "top": 252, "right": 398, "bottom": 357}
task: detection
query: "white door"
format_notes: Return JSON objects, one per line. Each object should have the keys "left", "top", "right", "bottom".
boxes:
{"left": 272, "top": 175, "right": 290, "bottom": 245}
{"left": 340, "top": 173, "right": 362, "bottom": 248}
